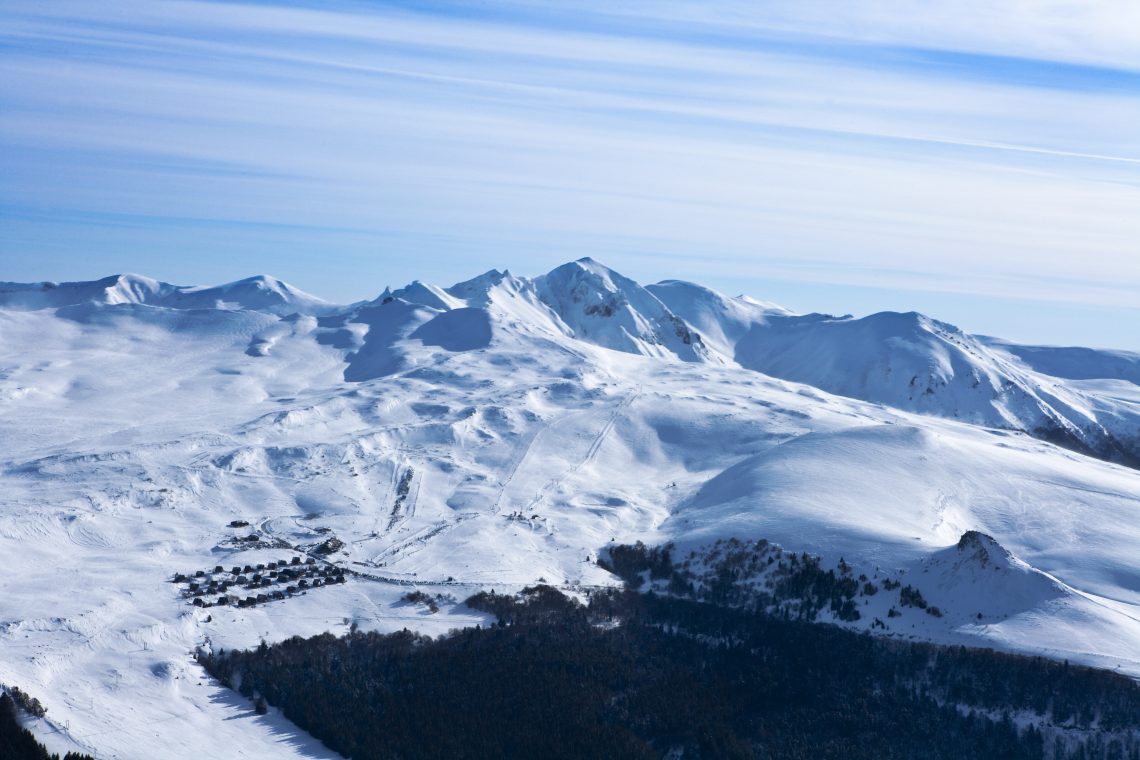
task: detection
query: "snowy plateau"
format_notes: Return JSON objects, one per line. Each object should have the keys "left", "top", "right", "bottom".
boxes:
{"left": 1, "top": 258, "right": 1139, "bottom": 758}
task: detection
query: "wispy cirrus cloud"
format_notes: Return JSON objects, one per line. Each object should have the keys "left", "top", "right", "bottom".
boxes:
{"left": 1, "top": 0, "right": 1137, "bottom": 346}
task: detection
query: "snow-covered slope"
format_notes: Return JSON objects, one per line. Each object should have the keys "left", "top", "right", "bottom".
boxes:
{"left": 1, "top": 260, "right": 1138, "bottom": 758}
{"left": 981, "top": 337, "right": 1140, "bottom": 385}
{"left": 155, "top": 275, "right": 338, "bottom": 316}
{"left": 534, "top": 258, "right": 716, "bottom": 362}
{"left": 646, "top": 278, "right": 791, "bottom": 357}
{"left": 728, "top": 311, "right": 1140, "bottom": 465}
{"left": 638, "top": 279, "right": 1140, "bottom": 466}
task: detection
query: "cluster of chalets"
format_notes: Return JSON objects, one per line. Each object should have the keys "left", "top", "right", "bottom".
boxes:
{"left": 172, "top": 556, "right": 347, "bottom": 609}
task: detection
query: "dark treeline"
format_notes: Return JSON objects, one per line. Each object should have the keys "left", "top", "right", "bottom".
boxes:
{"left": 0, "top": 693, "right": 95, "bottom": 760}
{"left": 601, "top": 539, "right": 931, "bottom": 624}
{"left": 199, "top": 587, "right": 1140, "bottom": 760}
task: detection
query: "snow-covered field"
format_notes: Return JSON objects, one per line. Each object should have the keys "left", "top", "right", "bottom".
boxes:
{"left": 1, "top": 260, "right": 1138, "bottom": 758}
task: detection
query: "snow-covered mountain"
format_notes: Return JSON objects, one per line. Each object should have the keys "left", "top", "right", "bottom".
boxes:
{"left": 534, "top": 258, "right": 715, "bottom": 362}
{"left": 1, "top": 259, "right": 1138, "bottom": 758}
{"left": 728, "top": 311, "right": 1140, "bottom": 466}
{"left": 646, "top": 278, "right": 792, "bottom": 355}
{"left": 647, "top": 284, "right": 1139, "bottom": 466}
{"left": 325, "top": 257, "right": 1140, "bottom": 464}
{"left": 0, "top": 273, "right": 337, "bottom": 316}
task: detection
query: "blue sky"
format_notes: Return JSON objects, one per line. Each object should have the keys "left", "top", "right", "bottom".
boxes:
{"left": 1, "top": 0, "right": 1138, "bottom": 348}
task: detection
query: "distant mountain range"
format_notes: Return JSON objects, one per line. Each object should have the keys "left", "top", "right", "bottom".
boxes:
{"left": 13, "top": 258, "right": 1133, "bottom": 463}
{"left": 1, "top": 259, "right": 1137, "bottom": 759}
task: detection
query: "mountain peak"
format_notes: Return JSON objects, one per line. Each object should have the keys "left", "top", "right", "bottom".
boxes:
{"left": 167, "top": 275, "right": 332, "bottom": 315}
{"left": 446, "top": 269, "right": 508, "bottom": 299}
{"left": 100, "top": 273, "right": 178, "bottom": 304}
{"left": 386, "top": 280, "right": 463, "bottom": 311}
{"left": 230, "top": 274, "right": 286, "bottom": 290}
{"left": 535, "top": 259, "right": 715, "bottom": 363}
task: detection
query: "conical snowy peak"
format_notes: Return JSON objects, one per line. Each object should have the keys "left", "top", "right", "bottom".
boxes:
{"left": 384, "top": 280, "right": 465, "bottom": 311}
{"left": 953, "top": 530, "right": 1019, "bottom": 570}
{"left": 443, "top": 268, "right": 572, "bottom": 339}
{"left": 445, "top": 269, "right": 511, "bottom": 303}
{"left": 913, "top": 531, "right": 1065, "bottom": 619}
{"left": 534, "top": 258, "right": 716, "bottom": 362}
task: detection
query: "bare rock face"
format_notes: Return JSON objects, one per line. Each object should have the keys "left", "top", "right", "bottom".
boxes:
{"left": 955, "top": 530, "right": 1012, "bottom": 568}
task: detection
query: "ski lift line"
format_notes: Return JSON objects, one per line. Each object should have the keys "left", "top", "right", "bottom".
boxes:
{"left": 525, "top": 385, "right": 641, "bottom": 513}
